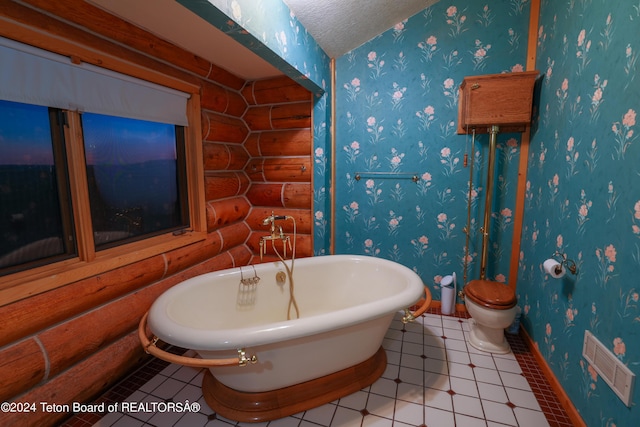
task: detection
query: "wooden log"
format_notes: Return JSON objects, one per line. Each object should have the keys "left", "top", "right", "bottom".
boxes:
{"left": 282, "top": 183, "right": 312, "bottom": 208}
{"left": 0, "top": 332, "right": 145, "bottom": 427}
{"left": 245, "top": 183, "right": 311, "bottom": 208}
{"left": 201, "top": 110, "right": 248, "bottom": 144}
{"left": 258, "top": 130, "right": 312, "bottom": 156}
{"left": 242, "top": 76, "right": 311, "bottom": 105}
{"left": 10, "top": 0, "right": 215, "bottom": 85}
{"left": 161, "top": 232, "right": 224, "bottom": 277}
{"left": 0, "top": 255, "right": 165, "bottom": 348}
{"left": 243, "top": 133, "right": 261, "bottom": 157}
{"left": 205, "top": 172, "right": 250, "bottom": 200}
{"left": 271, "top": 102, "right": 312, "bottom": 129}
{"left": 201, "top": 80, "right": 247, "bottom": 115}
{"left": 245, "top": 157, "right": 311, "bottom": 183}
{"left": 219, "top": 222, "right": 251, "bottom": 252}
{"left": 245, "top": 183, "right": 284, "bottom": 207}
{"left": 225, "top": 89, "right": 248, "bottom": 117}
{"left": 244, "top": 103, "right": 312, "bottom": 131}
{"left": 246, "top": 208, "right": 312, "bottom": 234}
{"left": 245, "top": 158, "right": 266, "bottom": 182}
{"left": 228, "top": 244, "right": 252, "bottom": 267}
{"left": 201, "top": 80, "right": 230, "bottom": 113}
{"left": 207, "top": 197, "right": 251, "bottom": 228}
{"left": 162, "top": 247, "right": 236, "bottom": 287}
{"left": 38, "top": 277, "right": 173, "bottom": 379}
{"left": 261, "top": 157, "right": 311, "bottom": 183}
{"left": 0, "top": 339, "right": 46, "bottom": 402}
{"left": 203, "top": 142, "right": 249, "bottom": 171}
{"left": 243, "top": 106, "right": 272, "bottom": 131}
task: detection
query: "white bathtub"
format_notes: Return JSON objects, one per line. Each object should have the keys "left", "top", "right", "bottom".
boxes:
{"left": 147, "top": 254, "right": 425, "bottom": 393}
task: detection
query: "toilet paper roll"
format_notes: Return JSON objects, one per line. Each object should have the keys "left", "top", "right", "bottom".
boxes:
{"left": 543, "top": 259, "right": 566, "bottom": 279}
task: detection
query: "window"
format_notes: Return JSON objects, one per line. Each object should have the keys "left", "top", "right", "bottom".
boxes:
{"left": 0, "top": 103, "right": 190, "bottom": 276}
{"left": 0, "top": 100, "right": 76, "bottom": 273}
{"left": 82, "top": 113, "right": 188, "bottom": 249}
{"left": 0, "top": 36, "right": 204, "bottom": 292}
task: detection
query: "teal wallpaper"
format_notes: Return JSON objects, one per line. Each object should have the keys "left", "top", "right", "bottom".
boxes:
{"left": 522, "top": 0, "right": 640, "bottom": 425}
{"left": 334, "top": 0, "right": 531, "bottom": 303}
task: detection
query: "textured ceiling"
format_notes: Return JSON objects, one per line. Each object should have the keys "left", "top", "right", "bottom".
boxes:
{"left": 89, "top": 0, "right": 439, "bottom": 80}
{"left": 284, "top": 0, "right": 439, "bottom": 58}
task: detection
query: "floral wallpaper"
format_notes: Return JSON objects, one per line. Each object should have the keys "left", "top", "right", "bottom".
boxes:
{"left": 520, "top": 0, "right": 640, "bottom": 425}
{"left": 334, "top": 0, "right": 531, "bottom": 302}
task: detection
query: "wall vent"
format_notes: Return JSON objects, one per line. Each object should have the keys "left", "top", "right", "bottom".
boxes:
{"left": 582, "top": 330, "right": 635, "bottom": 407}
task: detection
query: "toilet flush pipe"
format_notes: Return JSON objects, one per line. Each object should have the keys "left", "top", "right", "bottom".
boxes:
{"left": 479, "top": 125, "right": 500, "bottom": 280}
{"left": 138, "top": 312, "right": 258, "bottom": 367}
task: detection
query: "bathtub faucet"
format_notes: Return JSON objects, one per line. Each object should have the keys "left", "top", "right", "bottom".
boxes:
{"left": 259, "top": 212, "right": 293, "bottom": 261}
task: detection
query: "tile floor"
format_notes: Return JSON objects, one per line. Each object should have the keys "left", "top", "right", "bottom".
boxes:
{"left": 63, "top": 309, "right": 573, "bottom": 427}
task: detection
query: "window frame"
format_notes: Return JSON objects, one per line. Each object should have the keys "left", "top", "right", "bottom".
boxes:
{"left": 0, "top": 32, "right": 207, "bottom": 306}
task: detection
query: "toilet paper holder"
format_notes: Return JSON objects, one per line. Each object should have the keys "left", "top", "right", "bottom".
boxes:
{"left": 550, "top": 251, "right": 578, "bottom": 275}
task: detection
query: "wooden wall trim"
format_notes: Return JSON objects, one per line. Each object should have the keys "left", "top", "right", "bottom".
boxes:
{"left": 520, "top": 327, "right": 587, "bottom": 427}
{"left": 509, "top": 0, "right": 541, "bottom": 290}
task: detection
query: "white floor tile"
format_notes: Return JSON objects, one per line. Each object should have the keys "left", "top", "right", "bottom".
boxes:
{"left": 477, "top": 382, "right": 508, "bottom": 404}
{"left": 398, "top": 366, "right": 423, "bottom": 386}
{"left": 369, "top": 377, "right": 397, "bottom": 398}
{"left": 424, "top": 344, "right": 447, "bottom": 360}
{"left": 455, "top": 413, "right": 488, "bottom": 427}
{"left": 400, "top": 352, "right": 424, "bottom": 370}
{"left": 89, "top": 313, "right": 555, "bottom": 427}
{"left": 362, "top": 414, "right": 394, "bottom": 427}
{"left": 393, "top": 400, "right": 424, "bottom": 425}
{"left": 447, "top": 349, "right": 471, "bottom": 364}
{"left": 338, "top": 390, "right": 369, "bottom": 411}
{"left": 494, "top": 356, "right": 523, "bottom": 374}
{"left": 442, "top": 318, "right": 463, "bottom": 330}
{"left": 443, "top": 327, "right": 466, "bottom": 340}
{"left": 453, "top": 394, "right": 484, "bottom": 418}
{"left": 473, "top": 366, "right": 503, "bottom": 385}
{"left": 396, "top": 382, "right": 423, "bottom": 405}
{"left": 448, "top": 361, "right": 475, "bottom": 380}
{"left": 331, "top": 407, "right": 364, "bottom": 426}
{"left": 499, "top": 371, "right": 532, "bottom": 391}
{"left": 513, "top": 406, "right": 552, "bottom": 427}
{"left": 424, "top": 370, "right": 450, "bottom": 391}
{"left": 470, "top": 352, "right": 496, "bottom": 369}
{"left": 364, "top": 393, "right": 395, "bottom": 419}
{"left": 450, "top": 376, "right": 479, "bottom": 398}
{"left": 505, "top": 387, "right": 542, "bottom": 411}
{"left": 424, "top": 405, "right": 456, "bottom": 427}
{"left": 444, "top": 337, "right": 468, "bottom": 352}
{"left": 482, "top": 400, "right": 517, "bottom": 426}
{"left": 424, "top": 387, "right": 453, "bottom": 411}
{"left": 303, "top": 403, "right": 337, "bottom": 425}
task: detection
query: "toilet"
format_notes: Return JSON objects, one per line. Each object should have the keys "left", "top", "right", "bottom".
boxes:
{"left": 464, "top": 279, "right": 518, "bottom": 354}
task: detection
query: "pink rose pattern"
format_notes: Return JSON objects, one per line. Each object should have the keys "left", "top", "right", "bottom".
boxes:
{"left": 330, "top": 2, "right": 639, "bottom": 425}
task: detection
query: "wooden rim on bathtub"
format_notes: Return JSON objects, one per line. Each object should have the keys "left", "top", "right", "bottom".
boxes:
{"left": 202, "top": 346, "right": 387, "bottom": 423}
{"left": 138, "top": 311, "right": 254, "bottom": 368}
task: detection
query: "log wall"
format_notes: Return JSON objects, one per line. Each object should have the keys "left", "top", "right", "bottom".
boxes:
{"left": 0, "top": 1, "right": 312, "bottom": 426}
{"left": 241, "top": 78, "right": 314, "bottom": 263}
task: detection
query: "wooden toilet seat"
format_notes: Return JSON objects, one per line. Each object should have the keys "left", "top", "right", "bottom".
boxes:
{"left": 464, "top": 279, "right": 516, "bottom": 310}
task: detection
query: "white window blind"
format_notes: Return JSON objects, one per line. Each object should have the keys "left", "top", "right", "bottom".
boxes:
{"left": 0, "top": 37, "right": 189, "bottom": 126}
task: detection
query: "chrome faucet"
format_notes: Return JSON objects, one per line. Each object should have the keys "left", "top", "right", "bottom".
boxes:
{"left": 259, "top": 212, "right": 292, "bottom": 260}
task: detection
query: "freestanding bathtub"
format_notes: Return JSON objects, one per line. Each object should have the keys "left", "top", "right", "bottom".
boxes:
{"left": 140, "top": 254, "right": 430, "bottom": 421}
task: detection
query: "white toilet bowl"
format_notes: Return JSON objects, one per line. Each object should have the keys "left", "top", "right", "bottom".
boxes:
{"left": 464, "top": 280, "right": 517, "bottom": 354}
